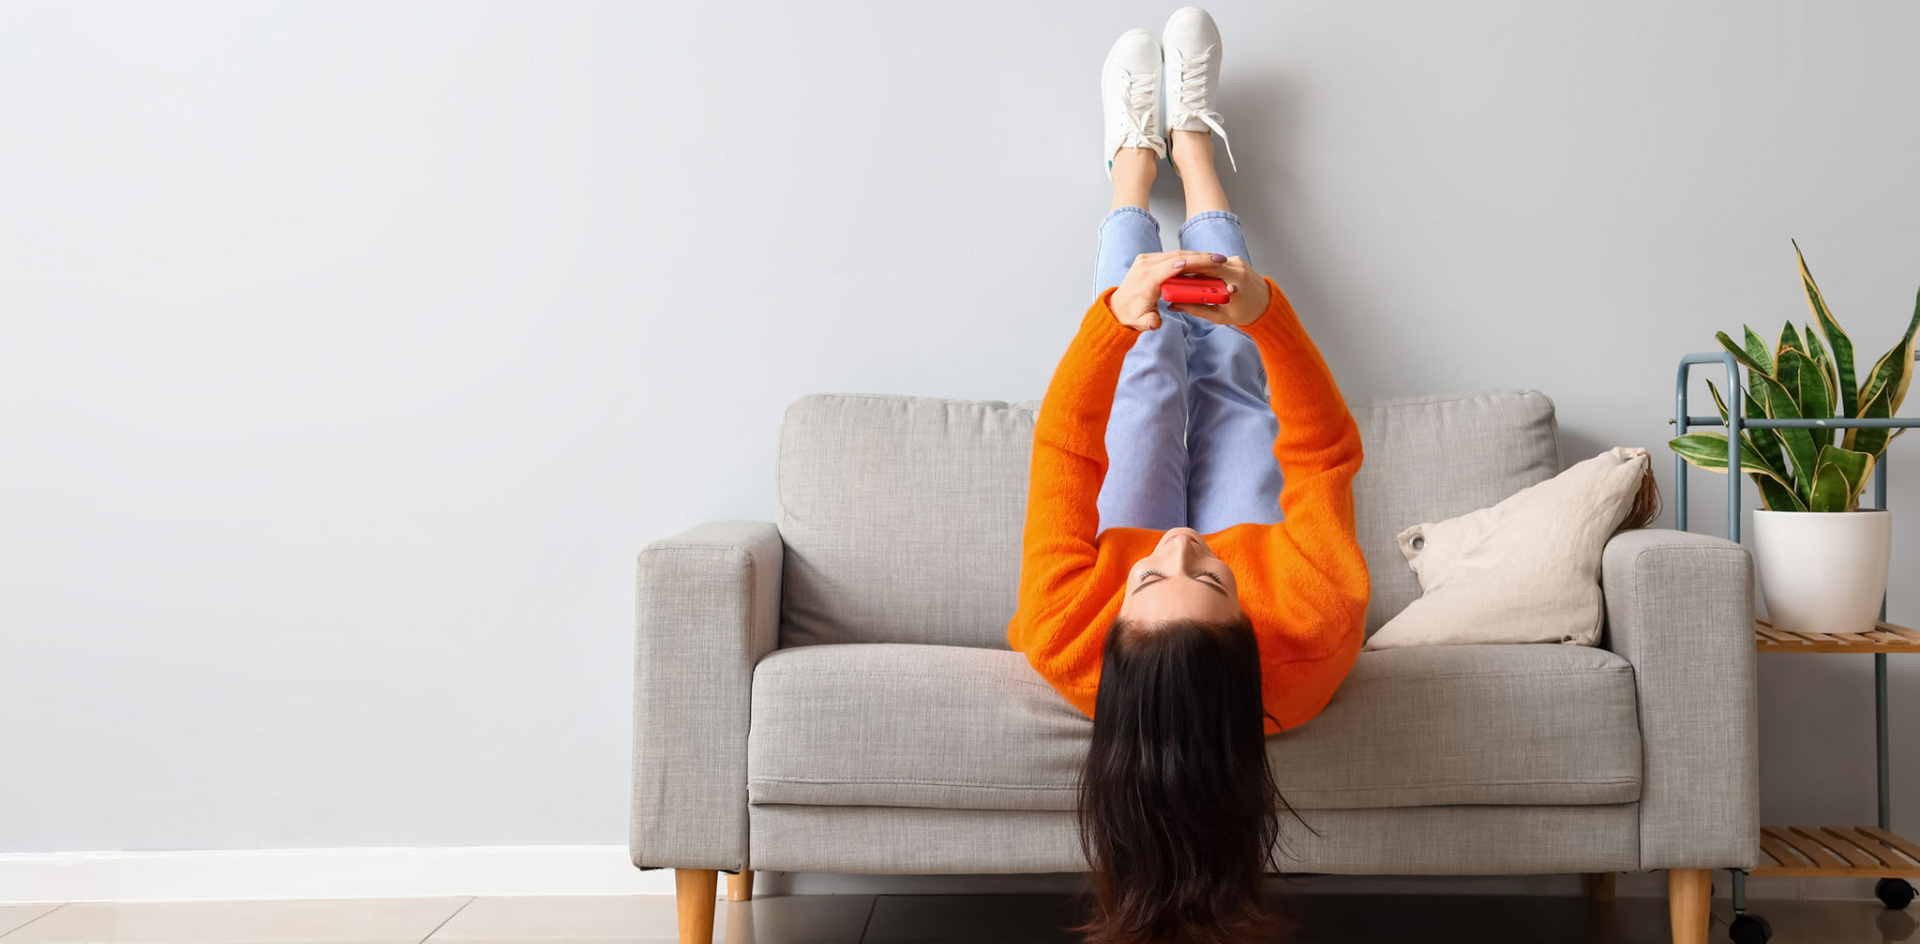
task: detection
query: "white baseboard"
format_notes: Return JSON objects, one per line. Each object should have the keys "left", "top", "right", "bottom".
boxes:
{"left": 0, "top": 846, "right": 1877, "bottom": 904}
{"left": 0, "top": 846, "right": 666, "bottom": 903}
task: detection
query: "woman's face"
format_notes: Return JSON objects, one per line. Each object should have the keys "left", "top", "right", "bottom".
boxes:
{"left": 1117, "top": 527, "right": 1243, "bottom": 625}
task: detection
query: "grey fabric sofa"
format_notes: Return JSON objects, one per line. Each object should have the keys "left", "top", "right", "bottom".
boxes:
{"left": 632, "top": 389, "right": 1758, "bottom": 944}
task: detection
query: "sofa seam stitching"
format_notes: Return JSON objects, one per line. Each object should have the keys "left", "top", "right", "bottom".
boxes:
{"left": 748, "top": 777, "right": 1643, "bottom": 791}
{"left": 761, "top": 670, "right": 1059, "bottom": 691}
{"left": 1342, "top": 666, "right": 1634, "bottom": 683}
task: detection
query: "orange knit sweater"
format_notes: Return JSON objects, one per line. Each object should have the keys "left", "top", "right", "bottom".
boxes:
{"left": 1006, "top": 278, "right": 1370, "bottom": 736}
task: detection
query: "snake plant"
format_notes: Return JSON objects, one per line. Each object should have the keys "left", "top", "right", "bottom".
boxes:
{"left": 1669, "top": 241, "right": 1920, "bottom": 512}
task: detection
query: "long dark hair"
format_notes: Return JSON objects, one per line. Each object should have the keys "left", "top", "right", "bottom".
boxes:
{"left": 1069, "top": 612, "right": 1300, "bottom": 944}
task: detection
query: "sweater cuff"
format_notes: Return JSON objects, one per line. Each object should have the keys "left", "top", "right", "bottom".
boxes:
{"left": 1237, "top": 276, "right": 1303, "bottom": 346}
{"left": 1085, "top": 285, "right": 1147, "bottom": 356}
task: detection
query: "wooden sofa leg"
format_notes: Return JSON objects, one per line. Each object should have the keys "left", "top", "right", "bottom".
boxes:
{"left": 1583, "top": 872, "right": 1615, "bottom": 902}
{"left": 1668, "top": 868, "right": 1710, "bottom": 944}
{"left": 727, "top": 869, "right": 755, "bottom": 901}
{"left": 676, "top": 869, "right": 718, "bottom": 944}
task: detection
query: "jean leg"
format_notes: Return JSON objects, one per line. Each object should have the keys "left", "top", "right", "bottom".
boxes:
{"left": 1176, "top": 209, "right": 1253, "bottom": 268}
{"left": 1092, "top": 206, "right": 1190, "bottom": 533}
{"left": 1177, "top": 210, "right": 1285, "bottom": 533}
{"left": 1092, "top": 205, "right": 1163, "bottom": 300}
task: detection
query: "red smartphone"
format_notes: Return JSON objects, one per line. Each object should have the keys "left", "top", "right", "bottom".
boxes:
{"left": 1161, "top": 274, "right": 1229, "bottom": 305}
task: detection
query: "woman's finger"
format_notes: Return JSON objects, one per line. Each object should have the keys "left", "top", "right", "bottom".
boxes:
{"left": 1173, "top": 252, "right": 1228, "bottom": 271}
{"left": 1157, "top": 254, "right": 1225, "bottom": 282}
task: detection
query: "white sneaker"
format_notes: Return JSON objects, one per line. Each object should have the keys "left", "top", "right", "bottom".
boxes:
{"left": 1161, "top": 6, "right": 1236, "bottom": 172}
{"left": 1101, "top": 27, "right": 1166, "bottom": 181}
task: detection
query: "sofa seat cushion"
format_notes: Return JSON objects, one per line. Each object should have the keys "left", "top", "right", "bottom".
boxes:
{"left": 747, "top": 642, "right": 1641, "bottom": 811}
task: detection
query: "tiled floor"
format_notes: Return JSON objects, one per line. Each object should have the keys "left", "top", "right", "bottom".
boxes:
{"left": 0, "top": 894, "right": 1914, "bottom": 943}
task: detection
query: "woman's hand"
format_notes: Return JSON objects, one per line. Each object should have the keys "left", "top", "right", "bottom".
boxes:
{"left": 1107, "top": 251, "right": 1271, "bottom": 330}
{"left": 1108, "top": 250, "right": 1229, "bottom": 331}
{"left": 1169, "top": 254, "right": 1271, "bottom": 328}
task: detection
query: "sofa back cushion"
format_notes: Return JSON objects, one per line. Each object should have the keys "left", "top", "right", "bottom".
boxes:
{"left": 775, "top": 389, "right": 1559, "bottom": 648}
{"left": 776, "top": 394, "right": 1039, "bottom": 648}
{"left": 1348, "top": 391, "right": 1561, "bottom": 632}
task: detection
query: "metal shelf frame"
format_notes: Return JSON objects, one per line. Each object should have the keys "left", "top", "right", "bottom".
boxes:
{"left": 1673, "top": 350, "right": 1920, "bottom": 918}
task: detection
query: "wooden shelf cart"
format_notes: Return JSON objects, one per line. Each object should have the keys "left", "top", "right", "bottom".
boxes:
{"left": 1674, "top": 351, "right": 1920, "bottom": 944}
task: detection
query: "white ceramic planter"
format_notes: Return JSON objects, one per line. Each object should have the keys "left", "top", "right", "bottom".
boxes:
{"left": 1751, "top": 509, "right": 1893, "bottom": 636}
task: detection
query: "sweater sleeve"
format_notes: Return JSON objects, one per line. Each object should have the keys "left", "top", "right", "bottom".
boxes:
{"left": 1006, "top": 286, "right": 1141, "bottom": 694}
{"left": 1236, "top": 277, "right": 1371, "bottom": 667}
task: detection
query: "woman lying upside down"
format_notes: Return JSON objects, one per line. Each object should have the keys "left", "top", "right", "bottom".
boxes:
{"left": 1006, "top": 9, "right": 1369, "bottom": 944}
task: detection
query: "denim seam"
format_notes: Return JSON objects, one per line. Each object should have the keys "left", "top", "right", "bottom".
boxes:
{"left": 1178, "top": 209, "right": 1240, "bottom": 238}
{"left": 1100, "top": 205, "right": 1159, "bottom": 231}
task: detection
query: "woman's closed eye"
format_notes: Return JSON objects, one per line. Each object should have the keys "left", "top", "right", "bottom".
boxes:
{"left": 1133, "top": 569, "right": 1228, "bottom": 593}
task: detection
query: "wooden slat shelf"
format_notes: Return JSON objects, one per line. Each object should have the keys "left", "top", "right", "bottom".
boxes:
{"left": 1752, "top": 825, "right": 1920, "bottom": 877}
{"left": 1754, "top": 618, "right": 1920, "bottom": 653}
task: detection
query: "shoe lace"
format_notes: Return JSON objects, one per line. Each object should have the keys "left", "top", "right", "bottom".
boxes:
{"left": 1171, "top": 44, "right": 1237, "bottom": 171}
{"left": 1118, "top": 68, "right": 1161, "bottom": 151}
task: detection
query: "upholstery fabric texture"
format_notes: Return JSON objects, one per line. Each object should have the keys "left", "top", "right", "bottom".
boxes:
{"left": 747, "top": 642, "right": 1641, "bottom": 811}
{"left": 630, "top": 520, "right": 783, "bottom": 871}
{"left": 1600, "top": 528, "right": 1760, "bottom": 870}
{"left": 747, "top": 803, "right": 1640, "bottom": 875}
{"left": 776, "top": 395, "right": 1038, "bottom": 649}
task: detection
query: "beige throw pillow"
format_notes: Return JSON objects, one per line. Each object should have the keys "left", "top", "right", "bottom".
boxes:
{"left": 1363, "top": 446, "right": 1653, "bottom": 650}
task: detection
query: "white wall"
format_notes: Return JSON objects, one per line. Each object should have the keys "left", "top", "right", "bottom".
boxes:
{"left": 3, "top": 0, "right": 1918, "bottom": 857}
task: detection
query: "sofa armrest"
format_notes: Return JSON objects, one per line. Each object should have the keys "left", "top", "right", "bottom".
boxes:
{"left": 630, "top": 520, "right": 783, "bottom": 871}
{"left": 1600, "top": 527, "right": 1758, "bottom": 870}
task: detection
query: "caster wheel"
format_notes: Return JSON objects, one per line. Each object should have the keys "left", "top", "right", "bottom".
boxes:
{"left": 1876, "top": 877, "right": 1916, "bottom": 910}
{"left": 1728, "top": 912, "right": 1772, "bottom": 944}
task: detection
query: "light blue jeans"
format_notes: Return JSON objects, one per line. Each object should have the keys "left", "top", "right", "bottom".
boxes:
{"left": 1092, "top": 206, "right": 1284, "bottom": 535}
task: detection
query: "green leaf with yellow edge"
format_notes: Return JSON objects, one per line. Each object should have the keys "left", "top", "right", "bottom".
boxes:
{"left": 1705, "top": 377, "right": 1729, "bottom": 421}
{"left": 1784, "top": 347, "right": 1833, "bottom": 450}
{"left": 1806, "top": 445, "right": 1873, "bottom": 513}
{"left": 1796, "top": 239, "right": 1858, "bottom": 419}
{"left": 1808, "top": 462, "right": 1852, "bottom": 512}
{"left": 1669, "top": 431, "right": 1793, "bottom": 483}
{"left": 1718, "top": 330, "right": 1774, "bottom": 378}
{"left": 1857, "top": 288, "right": 1920, "bottom": 422}
{"left": 1817, "top": 443, "right": 1874, "bottom": 512}
{"left": 1744, "top": 326, "right": 1777, "bottom": 377}
{"left": 1708, "top": 378, "right": 1787, "bottom": 474}
{"left": 1897, "top": 289, "right": 1920, "bottom": 412}
{"left": 1755, "top": 474, "right": 1808, "bottom": 512}
{"left": 1804, "top": 323, "right": 1839, "bottom": 412}
{"left": 1777, "top": 325, "right": 1803, "bottom": 394}
{"left": 1740, "top": 356, "right": 1799, "bottom": 485}
{"left": 1757, "top": 367, "right": 1818, "bottom": 492}
{"left": 1849, "top": 382, "right": 1898, "bottom": 457}
{"left": 1670, "top": 431, "right": 1806, "bottom": 511}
